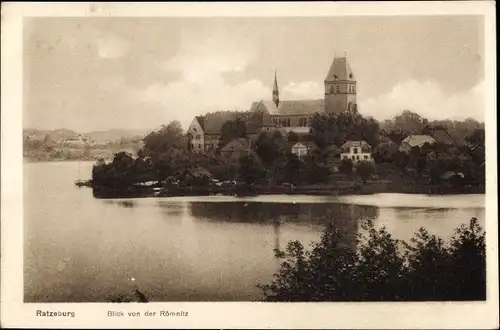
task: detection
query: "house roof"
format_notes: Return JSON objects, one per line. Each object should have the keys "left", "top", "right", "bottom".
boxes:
{"left": 292, "top": 142, "right": 307, "bottom": 149}
{"left": 325, "top": 56, "right": 356, "bottom": 82}
{"left": 195, "top": 116, "right": 204, "bottom": 129}
{"left": 220, "top": 138, "right": 250, "bottom": 152}
{"left": 341, "top": 140, "right": 371, "bottom": 150}
{"left": 198, "top": 111, "right": 242, "bottom": 134}
{"left": 401, "top": 135, "right": 436, "bottom": 147}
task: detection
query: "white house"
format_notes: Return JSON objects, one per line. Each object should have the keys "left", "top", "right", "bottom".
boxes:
{"left": 61, "top": 135, "right": 94, "bottom": 147}
{"left": 291, "top": 142, "right": 309, "bottom": 158}
{"left": 340, "top": 140, "right": 372, "bottom": 163}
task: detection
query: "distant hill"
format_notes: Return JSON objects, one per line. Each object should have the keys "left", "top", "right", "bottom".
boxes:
{"left": 85, "top": 129, "right": 150, "bottom": 144}
{"left": 24, "top": 128, "right": 79, "bottom": 141}
{"left": 23, "top": 128, "right": 151, "bottom": 143}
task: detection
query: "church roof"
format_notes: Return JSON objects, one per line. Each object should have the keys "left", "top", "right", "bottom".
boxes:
{"left": 251, "top": 99, "right": 325, "bottom": 116}
{"left": 278, "top": 99, "right": 325, "bottom": 115}
{"left": 250, "top": 100, "right": 280, "bottom": 115}
{"left": 325, "top": 56, "right": 355, "bottom": 82}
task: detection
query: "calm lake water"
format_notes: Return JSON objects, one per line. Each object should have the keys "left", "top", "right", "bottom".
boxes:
{"left": 24, "top": 161, "right": 485, "bottom": 302}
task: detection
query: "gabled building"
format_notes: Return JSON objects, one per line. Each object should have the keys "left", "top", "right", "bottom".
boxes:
{"left": 340, "top": 140, "right": 372, "bottom": 163}
{"left": 187, "top": 112, "right": 242, "bottom": 152}
{"left": 399, "top": 135, "right": 436, "bottom": 153}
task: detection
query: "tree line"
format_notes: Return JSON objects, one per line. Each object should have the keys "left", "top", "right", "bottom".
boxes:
{"left": 258, "top": 217, "right": 485, "bottom": 301}
{"left": 91, "top": 110, "right": 485, "bottom": 191}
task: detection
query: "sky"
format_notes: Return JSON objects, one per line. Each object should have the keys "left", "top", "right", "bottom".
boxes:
{"left": 24, "top": 16, "right": 485, "bottom": 132}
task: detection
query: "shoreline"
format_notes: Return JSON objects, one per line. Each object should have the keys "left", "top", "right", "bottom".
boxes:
{"left": 87, "top": 183, "right": 485, "bottom": 199}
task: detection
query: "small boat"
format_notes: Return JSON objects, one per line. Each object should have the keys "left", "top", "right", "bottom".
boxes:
{"left": 74, "top": 180, "right": 92, "bottom": 188}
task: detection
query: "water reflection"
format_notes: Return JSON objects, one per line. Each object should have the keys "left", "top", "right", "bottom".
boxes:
{"left": 189, "top": 202, "right": 379, "bottom": 251}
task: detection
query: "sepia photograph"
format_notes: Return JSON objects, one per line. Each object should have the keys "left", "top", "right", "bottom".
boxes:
{"left": 1, "top": 2, "right": 498, "bottom": 329}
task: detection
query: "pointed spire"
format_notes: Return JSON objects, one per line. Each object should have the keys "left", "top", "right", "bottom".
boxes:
{"left": 273, "top": 69, "right": 279, "bottom": 108}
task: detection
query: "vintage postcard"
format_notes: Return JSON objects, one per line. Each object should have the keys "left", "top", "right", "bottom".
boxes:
{"left": 1, "top": 2, "right": 498, "bottom": 329}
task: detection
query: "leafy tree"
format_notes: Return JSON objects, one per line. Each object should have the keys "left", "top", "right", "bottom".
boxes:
{"left": 303, "top": 156, "right": 330, "bottom": 184}
{"left": 287, "top": 131, "right": 299, "bottom": 143}
{"left": 254, "top": 132, "right": 286, "bottom": 166}
{"left": 394, "top": 151, "right": 410, "bottom": 169}
{"left": 258, "top": 218, "right": 485, "bottom": 301}
{"left": 238, "top": 154, "right": 266, "bottom": 185}
{"left": 219, "top": 117, "right": 247, "bottom": 149}
{"left": 356, "top": 161, "right": 376, "bottom": 183}
{"left": 142, "top": 121, "right": 185, "bottom": 156}
{"left": 392, "top": 110, "right": 429, "bottom": 135}
{"left": 339, "top": 159, "right": 354, "bottom": 176}
{"left": 282, "top": 153, "right": 304, "bottom": 185}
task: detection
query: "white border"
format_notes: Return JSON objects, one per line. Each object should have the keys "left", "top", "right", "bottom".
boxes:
{"left": 1, "top": 2, "right": 498, "bottom": 329}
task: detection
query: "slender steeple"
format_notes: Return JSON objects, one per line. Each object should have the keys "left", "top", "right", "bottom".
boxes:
{"left": 273, "top": 70, "right": 279, "bottom": 108}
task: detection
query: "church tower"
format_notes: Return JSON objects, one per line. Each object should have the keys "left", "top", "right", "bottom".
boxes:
{"left": 273, "top": 70, "right": 280, "bottom": 108}
{"left": 324, "top": 54, "right": 357, "bottom": 115}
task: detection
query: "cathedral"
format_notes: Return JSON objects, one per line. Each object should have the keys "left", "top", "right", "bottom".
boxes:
{"left": 187, "top": 54, "right": 358, "bottom": 152}
{"left": 249, "top": 54, "right": 358, "bottom": 135}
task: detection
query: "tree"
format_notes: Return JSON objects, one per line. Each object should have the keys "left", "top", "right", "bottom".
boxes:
{"left": 219, "top": 117, "right": 247, "bottom": 149}
{"left": 373, "top": 141, "right": 398, "bottom": 163}
{"left": 282, "top": 153, "right": 304, "bottom": 185}
{"left": 339, "top": 159, "right": 354, "bottom": 176}
{"left": 393, "top": 110, "right": 429, "bottom": 135}
{"left": 303, "top": 156, "right": 330, "bottom": 184}
{"left": 394, "top": 151, "right": 410, "bottom": 169}
{"left": 254, "top": 132, "right": 286, "bottom": 166}
{"left": 238, "top": 154, "right": 266, "bottom": 185}
{"left": 356, "top": 161, "right": 376, "bottom": 183}
{"left": 287, "top": 131, "right": 299, "bottom": 143}
{"left": 142, "top": 121, "right": 186, "bottom": 156}
{"left": 258, "top": 218, "right": 485, "bottom": 301}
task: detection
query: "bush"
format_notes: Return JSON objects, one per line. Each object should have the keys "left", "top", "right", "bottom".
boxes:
{"left": 258, "top": 217, "right": 485, "bottom": 301}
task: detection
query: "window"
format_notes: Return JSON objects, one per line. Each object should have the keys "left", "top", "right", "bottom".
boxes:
{"left": 195, "top": 134, "right": 201, "bottom": 140}
{"left": 353, "top": 85, "right": 356, "bottom": 93}
{"left": 336, "top": 85, "right": 340, "bottom": 93}
{"left": 364, "top": 155, "right": 368, "bottom": 160}
{"left": 354, "top": 148, "right": 359, "bottom": 154}
{"left": 356, "top": 155, "right": 360, "bottom": 160}
{"left": 331, "top": 85, "right": 335, "bottom": 94}
{"left": 299, "top": 117, "right": 307, "bottom": 127}
{"left": 342, "top": 155, "right": 347, "bottom": 160}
